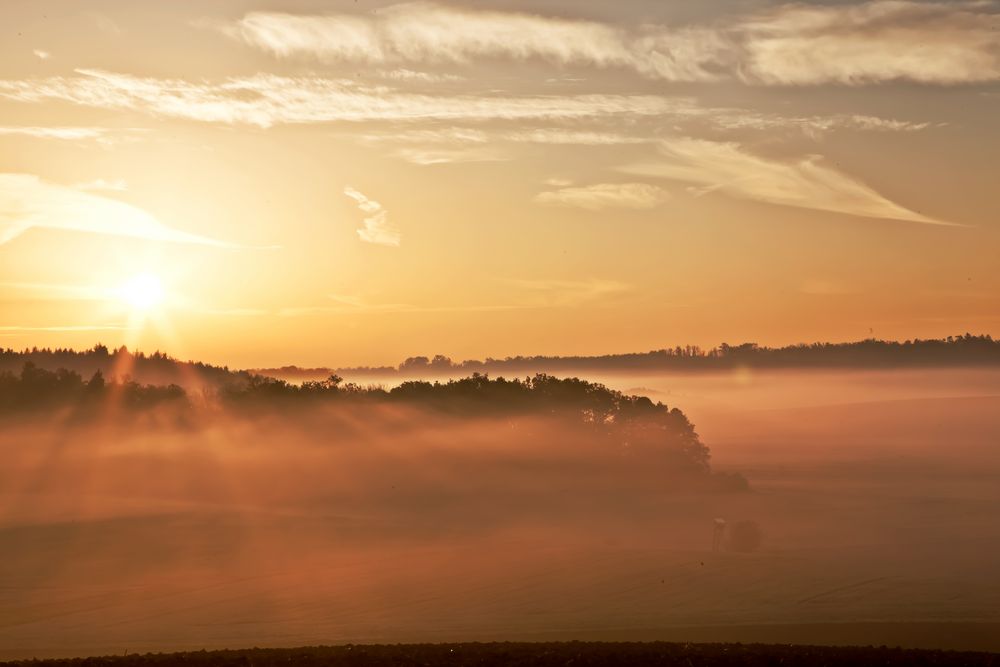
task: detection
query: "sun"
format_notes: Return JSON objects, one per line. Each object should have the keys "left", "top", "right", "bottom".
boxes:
{"left": 119, "top": 273, "right": 165, "bottom": 311}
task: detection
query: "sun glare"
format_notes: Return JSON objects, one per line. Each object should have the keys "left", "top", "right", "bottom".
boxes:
{"left": 120, "top": 273, "right": 165, "bottom": 311}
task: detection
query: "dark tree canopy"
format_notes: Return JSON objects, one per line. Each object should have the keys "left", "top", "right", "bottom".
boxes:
{"left": 0, "top": 363, "right": 720, "bottom": 478}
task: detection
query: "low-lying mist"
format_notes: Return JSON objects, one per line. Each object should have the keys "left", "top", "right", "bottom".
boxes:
{"left": 1, "top": 366, "right": 998, "bottom": 657}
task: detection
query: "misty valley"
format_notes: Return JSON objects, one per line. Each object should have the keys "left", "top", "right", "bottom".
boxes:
{"left": 1, "top": 350, "right": 998, "bottom": 658}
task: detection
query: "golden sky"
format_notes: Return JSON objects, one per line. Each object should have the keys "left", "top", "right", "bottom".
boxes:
{"left": 1, "top": 0, "right": 998, "bottom": 367}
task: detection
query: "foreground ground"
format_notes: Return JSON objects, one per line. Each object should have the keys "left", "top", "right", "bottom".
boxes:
{"left": 1, "top": 642, "right": 998, "bottom": 667}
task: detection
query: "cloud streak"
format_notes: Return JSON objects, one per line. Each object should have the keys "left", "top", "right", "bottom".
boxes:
{"left": 0, "top": 173, "right": 236, "bottom": 246}
{"left": 0, "top": 126, "right": 109, "bottom": 140}
{"left": 739, "top": 1, "right": 1000, "bottom": 85}
{"left": 622, "top": 139, "right": 951, "bottom": 225}
{"left": 223, "top": 1, "right": 1000, "bottom": 86}
{"left": 344, "top": 186, "right": 401, "bottom": 246}
{"left": 534, "top": 183, "right": 669, "bottom": 211}
{"left": 0, "top": 70, "right": 683, "bottom": 128}
{"left": 226, "top": 4, "right": 731, "bottom": 82}
{"left": 0, "top": 71, "right": 935, "bottom": 140}
{"left": 503, "top": 278, "right": 632, "bottom": 307}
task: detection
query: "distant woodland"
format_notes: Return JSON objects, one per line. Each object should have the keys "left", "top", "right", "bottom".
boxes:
{"left": 2, "top": 336, "right": 997, "bottom": 389}
{"left": 258, "top": 334, "right": 1000, "bottom": 380}
{"left": 0, "top": 360, "right": 730, "bottom": 484}
{"left": 0, "top": 343, "right": 243, "bottom": 388}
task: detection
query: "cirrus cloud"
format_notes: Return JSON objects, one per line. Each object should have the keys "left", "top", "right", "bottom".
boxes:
{"left": 220, "top": 1, "right": 1000, "bottom": 86}
{"left": 225, "top": 3, "right": 731, "bottom": 83}
{"left": 0, "top": 69, "right": 687, "bottom": 128}
{"left": 534, "top": 183, "right": 669, "bottom": 211}
{"left": 621, "top": 139, "right": 953, "bottom": 225}
{"left": 0, "top": 173, "right": 235, "bottom": 246}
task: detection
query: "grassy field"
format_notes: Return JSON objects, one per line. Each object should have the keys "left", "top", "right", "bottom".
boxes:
{"left": 1, "top": 642, "right": 998, "bottom": 667}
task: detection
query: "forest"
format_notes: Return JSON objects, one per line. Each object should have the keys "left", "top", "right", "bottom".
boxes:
{"left": 265, "top": 334, "right": 1000, "bottom": 379}
{"left": 0, "top": 361, "right": 728, "bottom": 482}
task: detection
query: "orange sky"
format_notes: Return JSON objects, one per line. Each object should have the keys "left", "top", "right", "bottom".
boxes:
{"left": 1, "top": 1, "right": 998, "bottom": 368}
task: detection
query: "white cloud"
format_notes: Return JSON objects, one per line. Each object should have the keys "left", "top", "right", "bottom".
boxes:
{"left": 377, "top": 68, "right": 464, "bottom": 83}
{"left": 739, "top": 1, "right": 1000, "bottom": 85}
{"left": 0, "top": 71, "right": 933, "bottom": 139}
{"left": 344, "top": 186, "right": 401, "bottom": 246}
{"left": 0, "top": 125, "right": 147, "bottom": 146}
{"left": 708, "top": 113, "right": 931, "bottom": 136}
{"left": 224, "top": 5, "right": 730, "bottom": 82}
{"left": 534, "top": 183, "right": 669, "bottom": 211}
{"left": 74, "top": 178, "right": 128, "bottom": 192}
{"left": 0, "top": 70, "right": 683, "bottom": 128}
{"left": 393, "top": 146, "right": 507, "bottom": 165}
{"left": 222, "top": 2, "right": 1000, "bottom": 86}
{"left": 505, "top": 129, "right": 649, "bottom": 145}
{"left": 360, "top": 127, "right": 490, "bottom": 145}
{"left": 0, "top": 126, "right": 108, "bottom": 140}
{"left": 32, "top": 49, "right": 51, "bottom": 60}
{"left": 622, "top": 139, "right": 951, "bottom": 225}
{"left": 0, "top": 173, "right": 234, "bottom": 246}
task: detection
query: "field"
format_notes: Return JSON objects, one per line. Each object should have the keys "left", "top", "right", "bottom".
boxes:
{"left": 1, "top": 369, "right": 998, "bottom": 659}
{"left": 2, "top": 642, "right": 999, "bottom": 667}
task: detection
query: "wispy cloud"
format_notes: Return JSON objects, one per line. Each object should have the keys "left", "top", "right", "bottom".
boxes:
{"left": 343, "top": 186, "right": 401, "bottom": 246}
{"left": 0, "top": 173, "right": 236, "bottom": 246}
{"left": 505, "top": 129, "right": 650, "bottom": 145}
{"left": 534, "top": 183, "right": 669, "bottom": 211}
{"left": 503, "top": 278, "right": 632, "bottom": 307}
{"left": 739, "top": 1, "right": 1000, "bottom": 85}
{"left": 276, "top": 297, "right": 521, "bottom": 317}
{"left": 707, "top": 113, "right": 932, "bottom": 137}
{"left": 74, "top": 178, "right": 128, "bottom": 192}
{"left": 224, "top": 4, "right": 730, "bottom": 82}
{"left": 622, "top": 139, "right": 952, "bottom": 225}
{"left": 322, "top": 294, "right": 520, "bottom": 315}
{"left": 0, "top": 125, "right": 147, "bottom": 147}
{"left": 32, "top": 49, "right": 51, "bottom": 61}
{"left": 0, "top": 126, "right": 106, "bottom": 140}
{"left": 0, "top": 70, "right": 682, "bottom": 128}
{"left": 0, "top": 281, "right": 110, "bottom": 301}
{"left": 356, "top": 126, "right": 650, "bottom": 163}
{"left": 0, "top": 71, "right": 936, "bottom": 137}
{"left": 393, "top": 146, "right": 507, "bottom": 165}
{"left": 222, "top": 1, "right": 1000, "bottom": 86}
{"left": 278, "top": 281, "right": 630, "bottom": 317}
{"left": 377, "top": 68, "right": 464, "bottom": 83}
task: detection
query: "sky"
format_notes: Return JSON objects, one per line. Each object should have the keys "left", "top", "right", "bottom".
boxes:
{"left": 0, "top": 0, "right": 998, "bottom": 368}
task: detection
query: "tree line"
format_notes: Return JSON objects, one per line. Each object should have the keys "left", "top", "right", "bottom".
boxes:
{"left": 258, "top": 333, "right": 1000, "bottom": 379}
{"left": 0, "top": 363, "right": 724, "bottom": 480}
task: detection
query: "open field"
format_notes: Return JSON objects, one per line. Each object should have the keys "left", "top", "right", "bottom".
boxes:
{"left": 1, "top": 369, "right": 998, "bottom": 659}
{"left": 2, "top": 642, "right": 999, "bottom": 667}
